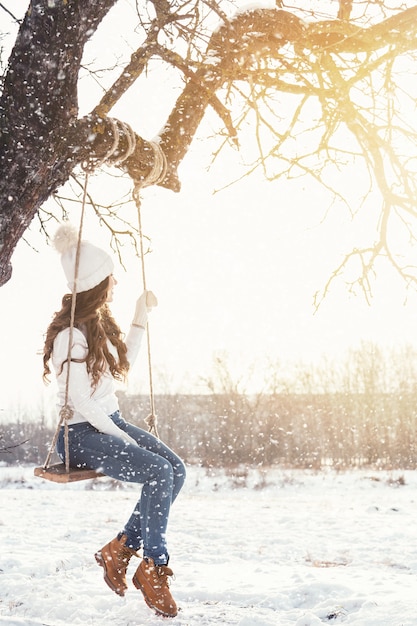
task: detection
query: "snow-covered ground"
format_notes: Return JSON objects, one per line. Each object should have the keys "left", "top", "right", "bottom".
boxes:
{"left": 1, "top": 465, "right": 416, "bottom": 626}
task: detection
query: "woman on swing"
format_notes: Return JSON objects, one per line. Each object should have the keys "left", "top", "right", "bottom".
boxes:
{"left": 42, "top": 223, "right": 186, "bottom": 618}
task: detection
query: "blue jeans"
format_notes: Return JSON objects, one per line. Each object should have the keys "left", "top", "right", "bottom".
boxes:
{"left": 57, "top": 411, "right": 186, "bottom": 565}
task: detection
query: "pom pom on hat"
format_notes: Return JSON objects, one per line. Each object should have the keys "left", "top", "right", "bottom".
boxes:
{"left": 53, "top": 222, "right": 114, "bottom": 293}
{"left": 53, "top": 223, "right": 79, "bottom": 255}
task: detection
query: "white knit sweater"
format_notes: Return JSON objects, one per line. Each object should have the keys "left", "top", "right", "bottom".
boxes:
{"left": 52, "top": 325, "right": 144, "bottom": 444}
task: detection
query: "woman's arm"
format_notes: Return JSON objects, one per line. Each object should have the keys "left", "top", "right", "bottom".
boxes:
{"left": 125, "top": 290, "right": 157, "bottom": 366}
{"left": 125, "top": 324, "right": 145, "bottom": 366}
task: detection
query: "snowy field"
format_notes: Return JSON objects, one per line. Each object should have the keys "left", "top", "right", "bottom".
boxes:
{"left": 1, "top": 465, "right": 417, "bottom": 626}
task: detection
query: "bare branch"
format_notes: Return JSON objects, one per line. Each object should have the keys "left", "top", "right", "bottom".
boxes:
{"left": 0, "top": 2, "right": 21, "bottom": 24}
{"left": 337, "top": 0, "right": 353, "bottom": 21}
{"left": 3, "top": 0, "right": 417, "bottom": 300}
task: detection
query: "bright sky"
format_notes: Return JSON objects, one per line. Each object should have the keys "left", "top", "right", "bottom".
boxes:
{"left": 1, "top": 0, "right": 417, "bottom": 414}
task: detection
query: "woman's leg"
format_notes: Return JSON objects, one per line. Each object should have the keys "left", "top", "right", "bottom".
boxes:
{"left": 58, "top": 418, "right": 186, "bottom": 563}
{"left": 111, "top": 414, "right": 186, "bottom": 563}
{"left": 58, "top": 419, "right": 184, "bottom": 617}
{"left": 113, "top": 414, "right": 186, "bottom": 504}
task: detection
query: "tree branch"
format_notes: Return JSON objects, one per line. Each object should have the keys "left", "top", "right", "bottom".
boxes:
{"left": 2, "top": 1, "right": 417, "bottom": 293}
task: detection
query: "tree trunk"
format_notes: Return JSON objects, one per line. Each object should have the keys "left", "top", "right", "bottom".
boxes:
{"left": 0, "top": 0, "right": 117, "bottom": 285}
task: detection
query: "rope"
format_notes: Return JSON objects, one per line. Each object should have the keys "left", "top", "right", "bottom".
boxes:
{"left": 62, "top": 174, "right": 89, "bottom": 470}
{"left": 82, "top": 118, "right": 137, "bottom": 173}
{"left": 130, "top": 139, "right": 167, "bottom": 437}
{"left": 133, "top": 184, "right": 158, "bottom": 437}
{"left": 140, "top": 141, "right": 167, "bottom": 188}
{"left": 42, "top": 173, "right": 89, "bottom": 471}
{"left": 81, "top": 118, "right": 166, "bottom": 187}
{"left": 107, "top": 120, "right": 137, "bottom": 166}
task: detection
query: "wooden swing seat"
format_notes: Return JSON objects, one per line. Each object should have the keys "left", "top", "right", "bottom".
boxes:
{"left": 34, "top": 463, "right": 104, "bottom": 483}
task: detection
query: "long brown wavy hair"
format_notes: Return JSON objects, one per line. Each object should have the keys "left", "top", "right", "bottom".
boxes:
{"left": 43, "top": 276, "right": 129, "bottom": 388}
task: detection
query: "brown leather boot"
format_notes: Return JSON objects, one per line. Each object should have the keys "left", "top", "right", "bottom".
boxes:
{"left": 132, "top": 558, "right": 178, "bottom": 617}
{"left": 95, "top": 534, "right": 138, "bottom": 596}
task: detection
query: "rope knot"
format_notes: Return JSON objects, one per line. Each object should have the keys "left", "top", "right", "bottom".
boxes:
{"left": 60, "top": 405, "right": 74, "bottom": 422}
{"left": 144, "top": 412, "right": 159, "bottom": 438}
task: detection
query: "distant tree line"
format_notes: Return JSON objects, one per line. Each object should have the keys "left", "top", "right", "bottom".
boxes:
{"left": 2, "top": 342, "right": 417, "bottom": 469}
{"left": 1, "top": 392, "right": 416, "bottom": 470}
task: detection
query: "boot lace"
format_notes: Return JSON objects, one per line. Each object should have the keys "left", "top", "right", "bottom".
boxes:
{"left": 156, "top": 565, "right": 175, "bottom": 586}
{"left": 120, "top": 546, "right": 135, "bottom": 561}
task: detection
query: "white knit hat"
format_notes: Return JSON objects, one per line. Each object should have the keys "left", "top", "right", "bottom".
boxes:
{"left": 53, "top": 223, "right": 114, "bottom": 293}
